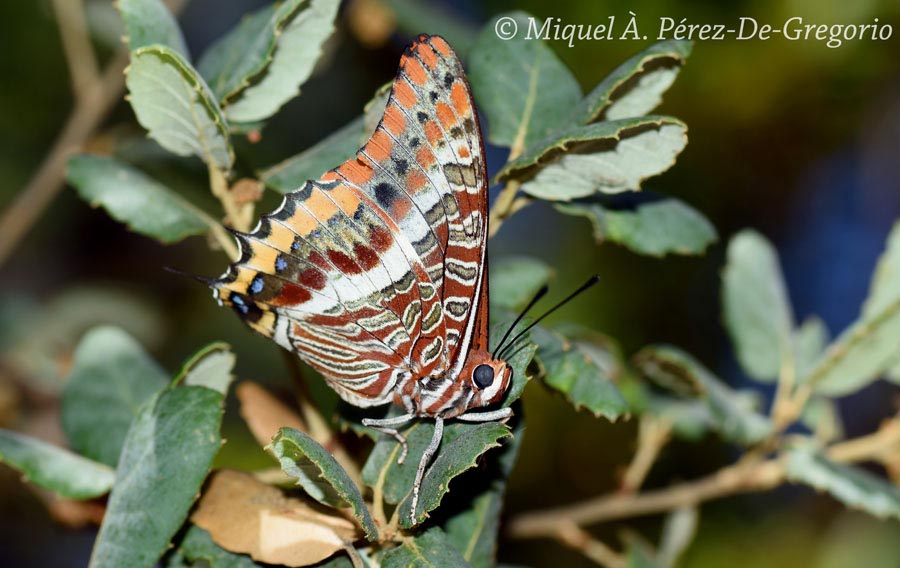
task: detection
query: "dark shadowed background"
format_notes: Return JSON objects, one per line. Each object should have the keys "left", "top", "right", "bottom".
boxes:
{"left": 2, "top": 0, "right": 900, "bottom": 566}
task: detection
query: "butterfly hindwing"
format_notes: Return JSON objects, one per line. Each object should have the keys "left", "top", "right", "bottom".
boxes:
{"left": 214, "top": 34, "right": 489, "bottom": 407}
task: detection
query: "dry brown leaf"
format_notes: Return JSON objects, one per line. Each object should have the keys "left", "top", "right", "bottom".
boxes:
{"left": 44, "top": 494, "right": 106, "bottom": 528}
{"left": 230, "top": 178, "right": 264, "bottom": 207}
{"left": 237, "top": 381, "right": 306, "bottom": 446}
{"left": 192, "top": 469, "right": 360, "bottom": 567}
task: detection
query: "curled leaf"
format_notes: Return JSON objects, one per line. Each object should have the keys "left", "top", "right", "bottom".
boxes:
{"left": 126, "top": 45, "right": 233, "bottom": 172}
{"left": 399, "top": 422, "right": 512, "bottom": 528}
{"left": 270, "top": 427, "right": 377, "bottom": 540}
{"left": 219, "top": 0, "right": 341, "bottom": 124}
{"left": 498, "top": 118, "right": 688, "bottom": 201}
{"left": 635, "top": 345, "right": 771, "bottom": 445}
{"left": 572, "top": 40, "right": 691, "bottom": 124}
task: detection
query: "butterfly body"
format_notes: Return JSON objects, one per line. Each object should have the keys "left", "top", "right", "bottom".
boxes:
{"left": 212, "top": 35, "right": 512, "bottom": 428}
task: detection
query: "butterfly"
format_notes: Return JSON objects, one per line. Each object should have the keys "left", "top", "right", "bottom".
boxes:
{"left": 210, "top": 34, "right": 517, "bottom": 522}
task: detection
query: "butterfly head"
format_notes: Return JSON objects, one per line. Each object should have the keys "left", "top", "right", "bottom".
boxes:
{"left": 461, "top": 351, "right": 512, "bottom": 409}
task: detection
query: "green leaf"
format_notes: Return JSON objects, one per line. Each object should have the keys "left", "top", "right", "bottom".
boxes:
{"left": 794, "top": 316, "right": 829, "bottom": 381}
{"left": 886, "top": 357, "right": 900, "bottom": 385}
{"left": 627, "top": 545, "right": 660, "bottom": 568}
{"left": 646, "top": 395, "right": 713, "bottom": 441}
{"left": 498, "top": 118, "right": 688, "bottom": 201}
{"left": 532, "top": 325, "right": 629, "bottom": 420}
{"left": 799, "top": 396, "right": 844, "bottom": 442}
{"left": 61, "top": 326, "right": 168, "bottom": 467}
{"left": 811, "top": 224, "right": 900, "bottom": 394}
{"left": 444, "top": 418, "right": 524, "bottom": 568}
{"left": 862, "top": 220, "right": 900, "bottom": 317}
{"left": 556, "top": 193, "right": 716, "bottom": 257}
{"left": 657, "top": 506, "right": 698, "bottom": 568}
{"left": 90, "top": 382, "right": 232, "bottom": 566}
{"left": 572, "top": 40, "right": 691, "bottom": 124}
{"left": 221, "top": 0, "right": 341, "bottom": 124}
{"left": 469, "top": 11, "right": 582, "bottom": 150}
{"left": 360, "top": 319, "right": 533, "bottom": 515}
{"left": 362, "top": 417, "right": 438, "bottom": 505}
{"left": 196, "top": 3, "right": 280, "bottom": 102}
{"left": 722, "top": 230, "right": 794, "bottom": 383}
{"left": 361, "top": 421, "right": 514, "bottom": 513}
{"left": 785, "top": 445, "right": 900, "bottom": 521}
{"left": 270, "top": 427, "right": 378, "bottom": 541}
{"left": 364, "top": 82, "right": 392, "bottom": 140}
{"left": 810, "top": 300, "right": 900, "bottom": 395}
{"left": 117, "top": 0, "right": 188, "bottom": 56}
{"left": 383, "top": 0, "right": 478, "bottom": 57}
{"left": 126, "top": 45, "right": 233, "bottom": 172}
{"left": 86, "top": 0, "right": 125, "bottom": 50}
{"left": 67, "top": 154, "right": 219, "bottom": 244}
{"left": 635, "top": 345, "right": 772, "bottom": 445}
{"left": 260, "top": 116, "right": 364, "bottom": 193}
{"left": 489, "top": 256, "right": 553, "bottom": 312}
{"left": 381, "top": 527, "right": 469, "bottom": 568}
{"left": 174, "top": 342, "right": 235, "bottom": 394}
{"left": 175, "top": 525, "right": 261, "bottom": 568}
{"left": 0, "top": 429, "right": 115, "bottom": 500}
{"left": 399, "top": 422, "right": 511, "bottom": 528}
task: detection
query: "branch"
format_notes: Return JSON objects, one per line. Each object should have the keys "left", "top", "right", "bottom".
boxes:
{"left": 555, "top": 521, "right": 626, "bottom": 568}
{"left": 0, "top": 0, "right": 189, "bottom": 268}
{"left": 506, "top": 420, "right": 900, "bottom": 539}
{"left": 0, "top": 49, "right": 128, "bottom": 267}
{"left": 51, "top": 0, "right": 100, "bottom": 100}
{"left": 620, "top": 416, "right": 672, "bottom": 493}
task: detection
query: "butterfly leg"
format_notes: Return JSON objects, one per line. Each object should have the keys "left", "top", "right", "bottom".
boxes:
{"left": 409, "top": 416, "right": 444, "bottom": 525}
{"left": 455, "top": 407, "right": 513, "bottom": 423}
{"left": 362, "top": 414, "right": 414, "bottom": 464}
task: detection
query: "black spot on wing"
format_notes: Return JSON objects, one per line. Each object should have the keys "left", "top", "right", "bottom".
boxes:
{"left": 374, "top": 182, "right": 397, "bottom": 209}
{"left": 393, "top": 158, "right": 409, "bottom": 175}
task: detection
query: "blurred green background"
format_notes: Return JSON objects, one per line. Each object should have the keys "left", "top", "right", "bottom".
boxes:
{"left": 2, "top": 0, "right": 900, "bottom": 566}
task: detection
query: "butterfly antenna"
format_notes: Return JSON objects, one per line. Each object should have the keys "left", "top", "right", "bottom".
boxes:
{"left": 493, "top": 285, "right": 549, "bottom": 358}
{"left": 164, "top": 266, "right": 218, "bottom": 288}
{"left": 496, "top": 275, "right": 601, "bottom": 360}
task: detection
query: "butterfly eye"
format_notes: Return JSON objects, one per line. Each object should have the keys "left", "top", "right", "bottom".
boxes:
{"left": 472, "top": 364, "right": 495, "bottom": 389}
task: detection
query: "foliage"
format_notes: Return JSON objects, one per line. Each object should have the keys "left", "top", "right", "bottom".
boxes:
{"left": 1, "top": 2, "right": 897, "bottom": 568}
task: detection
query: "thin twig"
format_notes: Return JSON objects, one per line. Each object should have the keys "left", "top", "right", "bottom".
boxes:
{"left": 208, "top": 164, "right": 250, "bottom": 233}
{"left": 620, "top": 416, "right": 672, "bottom": 493}
{"left": 0, "top": 0, "right": 188, "bottom": 268}
{"left": 506, "top": 420, "right": 900, "bottom": 539}
{"left": 0, "top": 49, "right": 128, "bottom": 266}
{"left": 51, "top": 0, "right": 100, "bottom": 99}
{"left": 770, "top": 337, "right": 798, "bottom": 431}
{"left": 555, "top": 521, "right": 626, "bottom": 568}
{"left": 343, "top": 541, "right": 365, "bottom": 568}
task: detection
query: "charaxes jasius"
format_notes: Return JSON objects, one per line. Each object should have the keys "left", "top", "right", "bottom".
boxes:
{"left": 208, "top": 34, "right": 595, "bottom": 521}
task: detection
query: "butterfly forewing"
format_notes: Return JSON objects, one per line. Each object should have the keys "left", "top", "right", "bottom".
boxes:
{"left": 213, "top": 35, "right": 489, "bottom": 411}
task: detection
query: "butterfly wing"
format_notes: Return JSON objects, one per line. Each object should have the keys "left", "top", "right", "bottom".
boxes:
{"left": 213, "top": 35, "right": 489, "bottom": 407}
